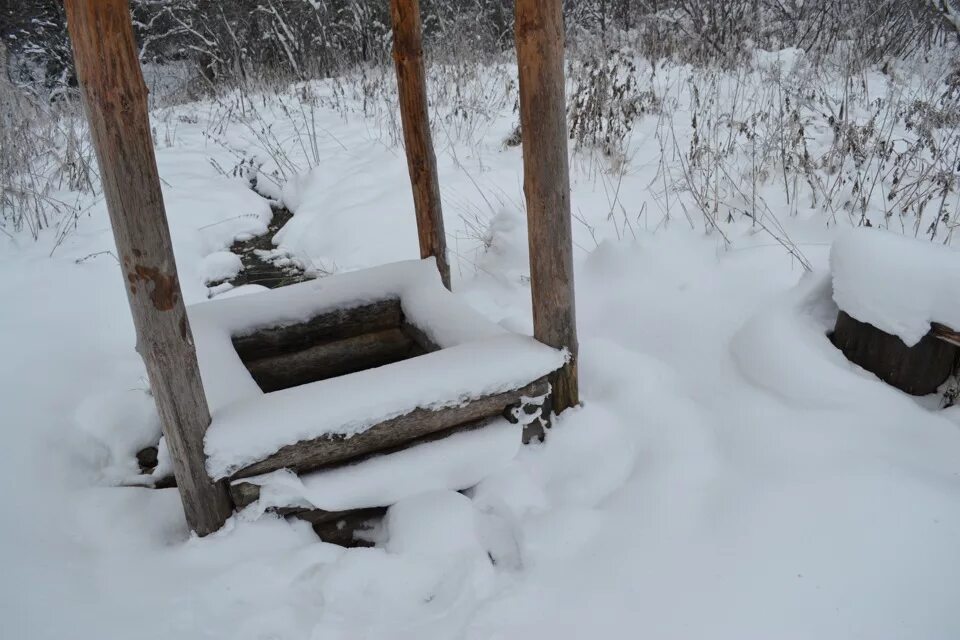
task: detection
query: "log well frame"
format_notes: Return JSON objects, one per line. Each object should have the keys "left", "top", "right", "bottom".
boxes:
{"left": 66, "top": 0, "right": 579, "bottom": 535}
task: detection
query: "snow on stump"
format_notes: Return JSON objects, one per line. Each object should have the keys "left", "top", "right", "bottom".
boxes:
{"left": 830, "top": 230, "right": 960, "bottom": 396}
{"left": 188, "top": 259, "right": 567, "bottom": 544}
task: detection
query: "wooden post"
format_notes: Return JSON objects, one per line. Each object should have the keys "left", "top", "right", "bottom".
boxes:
{"left": 515, "top": 0, "right": 579, "bottom": 413}
{"left": 64, "top": 0, "right": 233, "bottom": 536}
{"left": 389, "top": 0, "right": 451, "bottom": 289}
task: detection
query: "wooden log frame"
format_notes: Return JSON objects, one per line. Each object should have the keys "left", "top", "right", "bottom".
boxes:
{"left": 515, "top": 0, "right": 580, "bottom": 414}
{"left": 135, "top": 298, "right": 554, "bottom": 490}
{"left": 64, "top": 0, "right": 232, "bottom": 535}
{"left": 831, "top": 310, "right": 959, "bottom": 396}
{"left": 390, "top": 0, "right": 451, "bottom": 290}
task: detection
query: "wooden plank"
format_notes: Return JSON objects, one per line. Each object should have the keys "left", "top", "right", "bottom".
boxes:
{"left": 831, "top": 310, "right": 958, "bottom": 396}
{"left": 232, "top": 299, "right": 402, "bottom": 361}
{"left": 389, "top": 0, "right": 451, "bottom": 290}
{"left": 245, "top": 328, "right": 423, "bottom": 391}
{"left": 514, "top": 0, "right": 580, "bottom": 413}
{"left": 229, "top": 378, "right": 550, "bottom": 479}
{"left": 64, "top": 0, "right": 232, "bottom": 535}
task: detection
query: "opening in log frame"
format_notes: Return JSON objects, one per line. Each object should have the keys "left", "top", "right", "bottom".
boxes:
{"left": 232, "top": 299, "right": 429, "bottom": 393}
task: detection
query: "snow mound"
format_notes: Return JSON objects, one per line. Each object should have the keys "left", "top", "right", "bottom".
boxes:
{"left": 200, "top": 251, "right": 243, "bottom": 284}
{"left": 192, "top": 259, "right": 566, "bottom": 479}
{"left": 830, "top": 229, "right": 960, "bottom": 346}
{"left": 386, "top": 491, "right": 484, "bottom": 557}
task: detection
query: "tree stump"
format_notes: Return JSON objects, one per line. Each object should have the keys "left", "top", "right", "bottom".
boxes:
{"left": 831, "top": 310, "right": 959, "bottom": 396}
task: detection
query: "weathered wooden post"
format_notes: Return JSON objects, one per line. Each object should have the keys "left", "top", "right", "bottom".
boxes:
{"left": 389, "top": 0, "right": 451, "bottom": 289}
{"left": 64, "top": 0, "right": 233, "bottom": 535}
{"left": 515, "top": 0, "right": 580, "bottom": 413}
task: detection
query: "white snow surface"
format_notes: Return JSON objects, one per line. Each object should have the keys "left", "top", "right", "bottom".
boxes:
{"left": 240, "top": 418, "right": 520, "bottom": 512}
{"left": 192, "top": 259, "right": 565, "bottom": 479}
{"left": 831, "top": 229, "right": 960, "bottom": 345}
{"left": 200, "top": 250, "right": 243, "bottom": 284}
{"left": 4, "top": 64, "right": 960, "bottom": 640}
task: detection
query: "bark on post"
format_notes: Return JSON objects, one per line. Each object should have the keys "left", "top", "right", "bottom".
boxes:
{"left": 64, "top": 0, "right": 233, "bottom": 535}
{"left": 515, "top": 0, "right": 580, "bottom": 413}
{"left": 389, "top": 0, "right": 451, "bottom": 289}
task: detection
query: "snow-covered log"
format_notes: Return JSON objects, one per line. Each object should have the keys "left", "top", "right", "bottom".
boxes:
{"left": 228, "top": 378, "right": 548, "bottom": 480}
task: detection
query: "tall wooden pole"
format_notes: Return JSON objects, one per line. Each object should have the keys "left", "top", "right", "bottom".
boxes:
{"left": 389, "top": 0, "right": 451, "bottom": 289}
{"left": 64, "top": 0, "right": 233, "bottom": 536}
{"left": 515, "top": 0, "right": 579, "bottom": 413}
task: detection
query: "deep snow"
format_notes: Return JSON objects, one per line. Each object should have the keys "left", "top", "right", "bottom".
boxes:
{"left": 3, "top": 57, "right": 960, "bottom": 640}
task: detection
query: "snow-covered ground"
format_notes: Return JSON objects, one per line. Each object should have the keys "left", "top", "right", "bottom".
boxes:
{"left": 3, "top": 55, "right": 960, "bottom": 639}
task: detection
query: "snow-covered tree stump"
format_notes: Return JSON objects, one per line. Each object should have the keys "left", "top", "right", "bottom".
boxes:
{"left": 830, "top": 231, "right": 960, "bottom": 397}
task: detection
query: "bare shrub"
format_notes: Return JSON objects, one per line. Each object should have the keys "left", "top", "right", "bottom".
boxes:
{"left": 0, "top": 81, "right": 97, "bottom": 248}
{"left": 567, "top": 48, "right": 659, "bottom": 160}
{"left": 652, "top": 53, "right": 960, "bottom": 259}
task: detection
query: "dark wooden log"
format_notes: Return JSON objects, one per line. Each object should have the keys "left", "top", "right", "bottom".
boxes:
{"left": 64, "top": 0, "right": 232, "bottom": 535}
{"left": 515, "top": 0, "right": 580, "bottom": 413}
{"left": 305, "top": 508, "right": 384, "bottom": 547}
{"left": 389, "top": 0, "right": 451, "bottom": 290}
{"left": 831, "top": 310, "right": 959, "bottom": 396}
{"left": 245, "top": 328, "right": 424, "bottom": 391}
{"left": 230, "top": 483, "right": 383, "bottom": 547}
{"left": 232, "top": 299, "right": 402, "bottom": 361}
{"left": 229, "top": 378, "right": 550, "bottom": 479}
